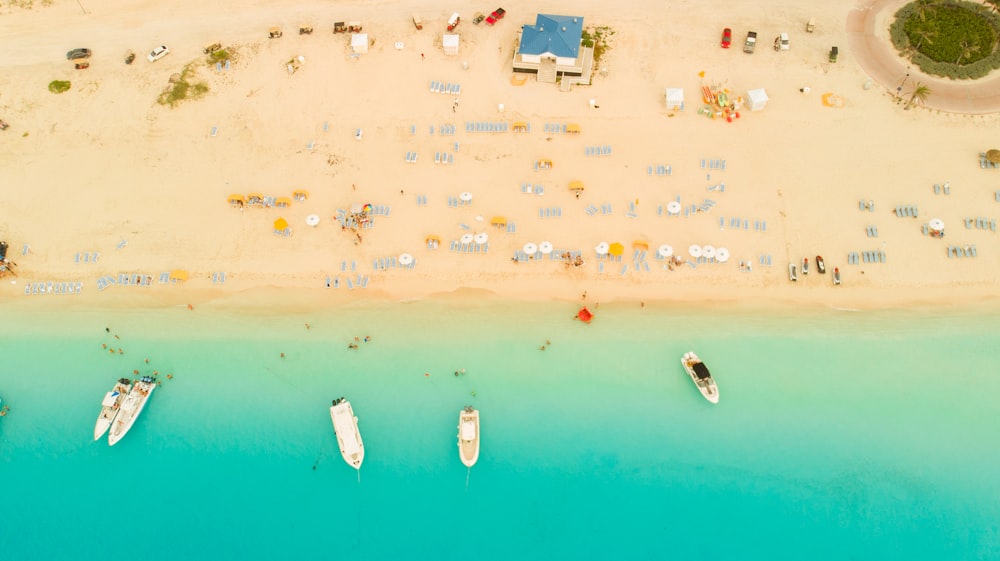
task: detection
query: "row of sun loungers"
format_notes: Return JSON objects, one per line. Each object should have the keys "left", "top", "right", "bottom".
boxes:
{"left": 894, "top": 205, "right": 919, "bottom": 218}
{"left": 213, "top": 60, "right": 232, "bottom": 72}
{"left": 947, "top": 245, "right": 978, "bottom": 257}
{"left": 466, "top": 122, "right": 507, "bottom": 133}
{"left": 648, "top": 165, "right": 673, "bottom": 176}
{"left": 24, "top": 281, "right": 83, "bottom": 295}
{"left": 368, "top": 205, "right": 391, "bottom": 216}
{"left": 404, "top": 151, "right": 419, "bottom": 163}
{"left": 328, "top": 275, "right": 369, "bottom": 289}
{"left": 995, "top": 190, "right": 1000, "bottom": 201}
{"left": 75, "top": 252, "right": 100, "bottom": 263}
{"left": 340, "top": 260, "right": 358, "bottom": 272}
{"left": 701, "top": 159, "right": 727, "bottom": 170}
{"left": 707, "top": 183, "right": 726, "bottom": 192}
{"left": 274, "top": 227, "right": 292, "bottom": 236}
{"left": 96, "top": 273, "right": 151, "bottom": 290}
{"left": 429, "top": 81, "right": 461, "bottom": 95}
{"left": 211, "top": 272, "right": 227, "bottom": 284}
{"left": 847, "top": 251, "right": 887, "bottom": 264}
{"left": 585, "top": 145, "right": 612, "bottom": 157}
{"left": 543, "top": 124, "right": 568, "bottom": 133}
{"left": 416, "top": 195, "right": 429, "bottom": 206}
{"left": 538, "top": 207, "right": 562, "bottom": 218}
{"left": 450, "top": 240, "right": 490, "bottom": 253}
{"left": 372, "top": 256, "right": 416, "bottom": 270}
{"left": 506, "top": 222, "right": 516, "bottom": 233}
{"left": 584, "top": 204, "right": 615, "bottom": 216}
{"left": 979, "top": 153, "right": 999, "bottom": 169}
{"left": 437, "top": 125, "right": 457, "bottom": 136}
{"left": 521, "top": 183, "right": 545, "bottom": 195}
{"left": 858, "top": 200, "right": 876, "bottom": 212}
{"left": 866, "top": 225, "right": 879, "bottom": 237}
{"left": 757, "top": 255, "right": 774, "bottom": 267}
{"left": 964, "top": 217, "right": 997, "bottom": 231}
{"left": 447, "top": 197, "right": 472, "bottom": 207}
{"left": 434, "top": 152, "right": 455, "bottom": 164}
{"left": 696, "top": 199, "right": 717, "bottom": 213}
{"left": 713, "top": 217, "right": 768, "bottom": 231}
{"left": 933, "top": 183, "right": 951, "bottom": 195}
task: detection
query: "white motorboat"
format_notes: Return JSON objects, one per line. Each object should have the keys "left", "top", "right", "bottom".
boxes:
{"left": 94, "top": 377, "right": 132, "bottom": 441}
{"left": 681, "top": 352, "right": 719, "bottom": 404}
{"left": 457, "top": 406, "right": 480, "bottom": 468}
{"left": 330, "top": 397, "right": 364, "bottom": 470}
{"left": 108, "top": 376, "right": 156, "bottom": 446}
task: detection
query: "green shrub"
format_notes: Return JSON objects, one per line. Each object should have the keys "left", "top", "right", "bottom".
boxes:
{"left": 891, "top": 0, "right": 1000, "bottom": 79}
{"left": 157, "top": 64, "right": 209, "bottom": 107}
{"left": 48, "top": 80, "right": 71, "bottom": 93}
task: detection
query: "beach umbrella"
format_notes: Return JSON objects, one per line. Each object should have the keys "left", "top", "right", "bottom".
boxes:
{"left": 474, "top": 232, "right": 488, "bottom": 244}
{"left": 398, "top": 253, "right": 414, "bottom": 266}
{"left": 459, "top": 191, "right": 473, "bottom": 202}
{"left": 929, "top": 218, "right": 945, "bottom": 231}
{"left": 688, "top": 244, "right": 702, "bottom": 258}
{"left": 363, "top": 203, "right": 373, "bottom": 213}
{"left": 667, "top": 201, "right": 682, "bottom": 215}
{"left": 633, "top": 240, "right": 649, "bottom": 250}
{"left": 608, "top": 242, "right": 624, "bottom": 256}
{"left": 169, "top": 269, "right": 189, "bottom": 282}
{"left": 523, "top": 242, "right": 538, "bottom": 255}
{"left": 292, "top": 189, "right": 309, "bottom": 200}
{"left": 569, "top": 180, "right": 585, "bottom": 193}
{"left": 490, "top": 216, "right": 507, "bottom": 227}
{"left": 227, "top": 194, "right": 245, "bottom": 205}
{"left": 461, "top": 233, "right": 474, "bottom": 244}
{"left": 595, "top": 242, "right": 610, "bottom": 255}
{"left": 273, "top": 218, "right": 288, "bottom": 231}
{"left": 702, "top": 245, "right": 716, "bottom": 259}
{"left": 987, "top": 150, "right": 1000, "bottom": 164}
{"left": 305, "top": 214, "right": 321, "bottom": 227}
{"left": 657, "top": 244, "right": 673, "bottom": 258}
{"left": 715, "top": 248, "right": 730, "bottom": 263}
{"left": 539, "top": 241, "right": 554, "bottom": 254}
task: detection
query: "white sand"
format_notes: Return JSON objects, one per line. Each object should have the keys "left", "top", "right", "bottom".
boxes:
{"left": 1, "top": 0, "right": 999, "bottom": 310}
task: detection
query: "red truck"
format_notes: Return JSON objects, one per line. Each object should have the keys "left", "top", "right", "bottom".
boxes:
{"left": 486, "top": 8, "right": 506, "bottom": 25}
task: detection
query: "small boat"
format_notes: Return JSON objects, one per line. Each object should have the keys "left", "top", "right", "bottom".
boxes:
{"left": 108, "top": 376, "right": 156, "bottom": 446}
{"left": 0, "top": 395, "right": 7, "bottom": 417}
{"left": 457, "top": 406, "right": 480, "bottom": 468}
{"left": 816, "top": 255, "right": 826, "bottom": 274}
{"left": 788, "top": 263, "right": 798, "bottom": 282}
{"left": 833, "top": 267, "right": 841, "bottom": 285}
{"left": 681, "top": 351, "right": 719, "bottom": 404}
{"left": 330, "top": 397, "right": 364, "bottom": 470}
{"left": 576, "top": 306, "right": 593, "bottom": 323}
{"left": 802, "top": 257, "right": 809, "bottom": 275}
{"left": 94, "top": 377, "right": 132, "bottom": 441}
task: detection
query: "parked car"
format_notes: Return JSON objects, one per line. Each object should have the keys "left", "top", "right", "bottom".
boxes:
{"left": 743, "top": 31, "right": 757, "bottom": 53}
{"left": 66, "top": 48, "right": 92, "bottom": 60}
{"left": 486, "top": 8, "right": 506, "bottom": 25}
{"left": 774, "top": 32, "right": 789, "bottom": 51}
{"left": 147, "top": 45, "right": 170, "bottom": 62}
{"left": 721, "top": 28, "right": 732, "bottom": 49}
{"left": 472, "top": 12, "right": 486, "bottom": 25}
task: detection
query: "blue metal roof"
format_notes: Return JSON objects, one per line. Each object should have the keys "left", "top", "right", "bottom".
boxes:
{"left": 519, "top": 14, "right": 584, "bottom": 58}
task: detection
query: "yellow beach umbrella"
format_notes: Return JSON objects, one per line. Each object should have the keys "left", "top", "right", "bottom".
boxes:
{"left": 490, "top": 216, "right": 507, "bottom": 227}
{"left": 608, "top": 242, "right": 624, "bottom": 256}
{"left": 565, "top": 124, "right": 581, "bottom": 134}
{"left": 273, "top": 218, "right": 288, "bottom": 231}
{"left": 569, "top": 181, "right": 584, "bottom": 193}
{"left": 169, "top": 269, "right": 188, "bottom": 282}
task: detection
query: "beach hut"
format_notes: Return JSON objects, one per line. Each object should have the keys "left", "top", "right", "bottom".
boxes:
{"left": 665, "top": 88, "right": 684, "bottom": 110}
{"left": 490, "top": 216, "right": 507, "bottom": 227}
{"left": 425, "top": 235, "right": 441, "bottom": 249}
{"left": 512, "top": 122, "right": 528, "bottom": 133}
{"left": 275, "top": 197, "right": 292, "bottom": 208}
{"left": 536, "top": 159, "right": 553, "bottom": 170}
{"left": 565, "top": 123, "right": 581, "bottom": 134}
{"left": 746, "top": 88, "right": 769, "bottom": 111}
{"left": 351, "top": 33, "right": 368, "bottom": 54}
{"left": 569, "top": 181, "right": 584, "bottom": 194}
{"left": 227, "top": 194, "right": 245, "bottom": 206}
{"left": 292, "top": 189, "right": 309, "bottom": 201}
{"left": 169, "top": 270, "right": 189, "bottom": 282}
{"left": 442, "top": 34, "right": 459, "bottom": 55}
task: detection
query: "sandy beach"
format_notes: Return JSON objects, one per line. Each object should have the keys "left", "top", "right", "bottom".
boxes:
{"left": 2, "top": 0, "right": 999, "bottom": 310}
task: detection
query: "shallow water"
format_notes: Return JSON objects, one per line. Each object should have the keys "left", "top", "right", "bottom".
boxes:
{"left": 0, "top": 302, "right": 998, "bottom": 560}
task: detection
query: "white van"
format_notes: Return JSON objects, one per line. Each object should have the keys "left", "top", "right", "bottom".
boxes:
{"left": 777, "top": 33, "right": 790, "bottom": 51}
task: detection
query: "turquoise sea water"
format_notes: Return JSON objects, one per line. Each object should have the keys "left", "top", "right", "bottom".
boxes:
{"left": 0, "top": 301, "right": 998, "bottom": 560}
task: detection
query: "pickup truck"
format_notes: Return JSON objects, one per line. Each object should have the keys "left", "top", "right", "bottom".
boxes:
{"left": 486, "top": 8, "right": 505, "bottom": 25}
{"left": 743, "top": 31, "right": 757, "bottom": 53}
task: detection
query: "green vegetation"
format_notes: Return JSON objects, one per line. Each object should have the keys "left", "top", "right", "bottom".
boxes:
{"left": 905, "top": 82, "right": 933, "bottom": 109}
{"left": 207, "top": 49, "right": 230, "bottom": 64}
{"left": 48, "top": 80, "right": 71, "bottom": 94}
{"left": 890, "top": 0, "right": 1000, "bottom": 79}
{"left": 582, "top": 25, "right": 614, "bottom": 67}
{"left": 157, "top": 63, "right": 209, "bottom": 107}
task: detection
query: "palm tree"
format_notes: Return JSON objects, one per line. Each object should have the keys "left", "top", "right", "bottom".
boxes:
{"left": 905, "top": 83, "right": 932, "bottom": 110}
{"left": 955, "top": 39, "right": 981, "bottom": 64}
{"left": 912, "top": 28, "right": 936, "bottom": 51}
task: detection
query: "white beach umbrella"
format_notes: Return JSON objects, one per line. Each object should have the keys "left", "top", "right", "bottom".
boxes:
{"left": 460, "top": 233, "right": 474, "bottom": 244}
{"left": 523, "top": 242, "right": 538, "bottom": 254}
{"left": 459, "top": 191, "right": 473, "bottom": 202}
{"left": 702, "top": 245, "right": 716, "bottom": 259}
{"left": 595, "top": 242, "right": 610, "bottom": 255}
{"left": 688, "top": 244, "right": 702, "bottom": 258}
{"left": 474, "top": 232, "right": 488, "bottom": 244}
{"left": 398, "top": 253, "right": 414, "bottom": 266}
{"left": 305, "top": 214, "right": 321, "bottom": 227}
{"left": 929, "top": 218, "right": 945, "bottom": 231}
{"left": 657, "top": 244, "right": 673, "bottom": 258}
{"left": 715, "top": 248, "right": 730, "bottom": 263}
{"left": 667, "top": 201, "right": 682, "bottom": 215}
{"left": 539, "top": 241, "right": 554, "bottom": 254}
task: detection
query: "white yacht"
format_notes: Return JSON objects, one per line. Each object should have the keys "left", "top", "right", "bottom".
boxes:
{"left": 681, "top": 352, "right": 720, "bottom": 404}
{"left": 457, "top": 406, "right": 480, "bottom": 468}
{"left": 94, "top": 378, "right": 132, "bottom": 441}
{"left": 108, "top": 376, "right": 156, "bottom": 446}
{"left": 330, "top": 397, "right": 364, "bottom": 470}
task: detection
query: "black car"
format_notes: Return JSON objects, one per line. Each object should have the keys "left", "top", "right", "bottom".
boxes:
{"left": 66, "top": 48, "right": 92, "bottom": 60}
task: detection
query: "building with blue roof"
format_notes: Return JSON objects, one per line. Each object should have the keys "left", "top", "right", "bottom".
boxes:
{"left": 513, "top": 13, "right": 593, "bottom": 87}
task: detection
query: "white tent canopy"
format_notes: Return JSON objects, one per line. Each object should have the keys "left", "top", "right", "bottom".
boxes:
{"left": 443, "top": 34, "right": 459, "bottom": 55}
{"left": 665, "top": 88, "right": 684, "bottom": 110}
{"left": 747, "top": 88, "right": 769, "bottom": 110}
{"left": 351, "top": 33, "right": 369, "bottom": 54}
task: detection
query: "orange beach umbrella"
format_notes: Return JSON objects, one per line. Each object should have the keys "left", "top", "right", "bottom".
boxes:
{"left": 633, "top": 240, "right": 649, "bottom": 250}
